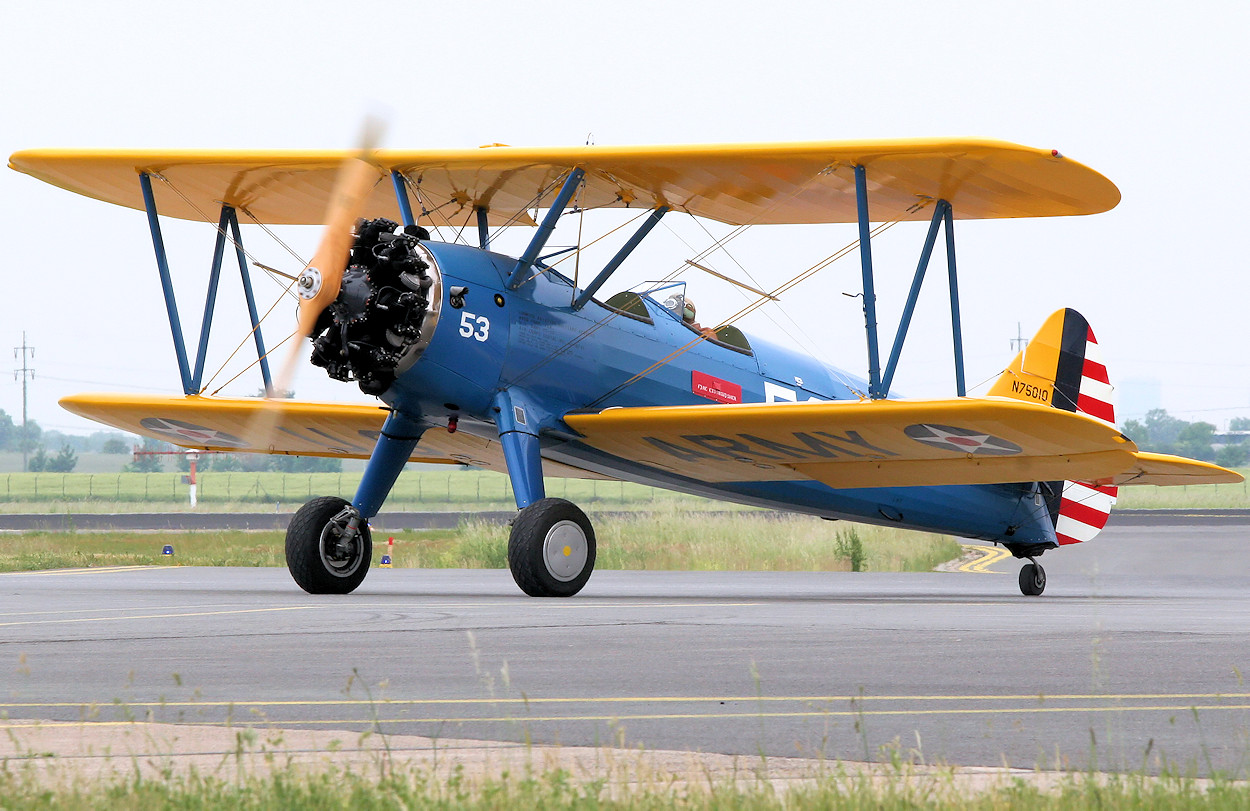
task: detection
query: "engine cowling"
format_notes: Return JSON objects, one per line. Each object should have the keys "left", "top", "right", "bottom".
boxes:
{"left": 309, "top": 218, "right": 442, "bottom": 395}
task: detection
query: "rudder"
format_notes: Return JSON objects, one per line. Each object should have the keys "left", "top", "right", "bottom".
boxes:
{"left": 990, "top": 309, "right": 1118, "bottom": 545}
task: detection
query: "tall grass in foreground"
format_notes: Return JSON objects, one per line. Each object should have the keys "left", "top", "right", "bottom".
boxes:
{"left": 0, "top": 515, "right": 960, "bottom": 574}
{"left": 409, "top": 512, "right": 959, "bottom": 573}
{"left": 0, "top": 762, "right": 1247, "bottom": 809}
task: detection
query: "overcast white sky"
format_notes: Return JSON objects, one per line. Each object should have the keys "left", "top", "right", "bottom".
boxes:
{"left": 2, "top": 0, "right": 1247, "bottom": 435}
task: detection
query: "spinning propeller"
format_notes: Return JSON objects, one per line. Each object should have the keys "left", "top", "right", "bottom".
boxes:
{"left": 272, "top": 123, "right": 383, "bottom": 398}
{"left": 253, "top": 123, "right": 383, "bottom": 447}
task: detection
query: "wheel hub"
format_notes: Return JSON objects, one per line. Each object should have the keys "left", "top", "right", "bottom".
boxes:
{"left": 319, "top": 521, "right": 365, "bottom": 578}
{"left": 543, "top": 520, "right": 588, "bottom": 582}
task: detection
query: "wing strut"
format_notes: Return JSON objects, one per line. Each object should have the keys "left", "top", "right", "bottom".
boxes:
{"left": 476, "top": 206, "right": 491, "bottom": 250}
{"left": 507, "top": 168, "right": 586, "bottom": 289}
{"left": 138, "top": 173, "right": 275, "bottom": 397}
{"left": 854, "top": 166, "right": 966, "bottom": 400}
{"left": 854, "top": 165, "right": 883, "bottom": 398}
{"left": 945, "top": 203, "right": 967, "bottom": 396}
{"left": 389, "top": 170, "right": 417, "bottom": 227}
{"left": 140, "top": 172, "right": 193, "bottom": 395}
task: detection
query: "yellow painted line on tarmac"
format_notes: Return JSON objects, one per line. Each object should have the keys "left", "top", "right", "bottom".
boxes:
{"left": 0, "top": 602, "right": 249, "bottom": 620}
{"left": 168, "top": 703, "right": 1250, "bottom": 726}
{"left": 7, "top": 692, "right": 1250, "bottom": 710}
{"left": 956, "top": 544, "right": 1011, "bottom": 573}
{"left": 0, "top": 565, "right": 176, "bottom": 577}
{"left": 8, "top": 702, "right": 1248, "bottom": 729}
{"left": 0, "top": 605, "right": 319, "bottom": 628}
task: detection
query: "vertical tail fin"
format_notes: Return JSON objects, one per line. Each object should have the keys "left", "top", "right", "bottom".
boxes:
{"left": 990, "top": 309, "right": 1118, "bottom": 545}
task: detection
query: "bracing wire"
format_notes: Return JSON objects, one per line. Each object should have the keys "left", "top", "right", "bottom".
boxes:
{"left": 582, "top": 217, "right": 904, "bottom": 408}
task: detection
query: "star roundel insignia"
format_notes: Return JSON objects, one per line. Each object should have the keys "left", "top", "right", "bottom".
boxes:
{"left": 904, "top": 423, "right": 1022, "bottom": 456}
{"left": 139, "top": 417, "right": 248, "bottom": 448}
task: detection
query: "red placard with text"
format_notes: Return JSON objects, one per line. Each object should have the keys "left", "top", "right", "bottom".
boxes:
{"left": 691, "top": 371, "right": 742, "bottom": 404}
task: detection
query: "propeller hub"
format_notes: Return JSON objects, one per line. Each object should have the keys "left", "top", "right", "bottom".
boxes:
{"left": 297, "top": 267, "right": 323, "bottom": 300}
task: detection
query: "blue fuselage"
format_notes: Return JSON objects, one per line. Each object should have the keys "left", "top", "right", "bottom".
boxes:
{"left": 381, "top": 242, "right": 1055, "bottom": 548}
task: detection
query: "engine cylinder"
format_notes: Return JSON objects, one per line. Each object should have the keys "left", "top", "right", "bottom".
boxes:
{"left": 309, "top": 219, "right": 441, "bottom": 395}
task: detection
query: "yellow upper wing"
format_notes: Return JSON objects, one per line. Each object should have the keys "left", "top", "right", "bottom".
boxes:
{"left": 10, "top": 138, "right": 1118, "bottom": 227}
{"left": 59, "top": 393, "right": 604, "bottom": 479}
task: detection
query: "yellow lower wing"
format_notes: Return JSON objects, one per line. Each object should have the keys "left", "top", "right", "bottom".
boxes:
{"left": 565, "top": 397, "right": 1149, "bottom": 489}
{"left": 60, "top": 393, "right": 603, "bottom": 479}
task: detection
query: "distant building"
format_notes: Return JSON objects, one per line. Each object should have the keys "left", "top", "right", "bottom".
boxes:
{"left": 1213, "top": 430, "right": 1250, "bottom": 447}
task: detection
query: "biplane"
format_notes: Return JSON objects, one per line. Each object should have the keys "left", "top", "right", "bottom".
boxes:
{"left": 9, "top": 139, "right": 1241, "bottom": 597}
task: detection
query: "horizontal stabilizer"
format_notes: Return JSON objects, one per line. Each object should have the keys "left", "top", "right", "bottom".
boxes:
{"left": 1114, "top": 451, "right": 1244, "bottom": 486}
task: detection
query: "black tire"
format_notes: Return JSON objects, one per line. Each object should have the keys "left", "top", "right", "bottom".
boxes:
{"left": 1019, "top": 562, "right": 1046, "bottom": 596}
{"left": 286, "top": 496, "right": 372, "bottom": 594}
{"left": 508, "top": 498, "right": 596, "bottom": 597}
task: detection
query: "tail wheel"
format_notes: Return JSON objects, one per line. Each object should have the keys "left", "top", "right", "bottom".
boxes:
{"left": 286, "top": 496, "right": 372, "bottom": 594}
{"left": 508, "top": 498, "right": 596, "bottom": 597}
{"left": 1019, "top": 562, "right": 1046, "bottom": 596}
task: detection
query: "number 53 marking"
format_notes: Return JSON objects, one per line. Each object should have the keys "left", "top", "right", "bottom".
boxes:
{"left": 458, "top": 311, "right": 490, "bottom": 342}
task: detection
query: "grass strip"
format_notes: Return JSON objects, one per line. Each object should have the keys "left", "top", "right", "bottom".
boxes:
{"left": 0, "top": 759, "right": 1247, "bottom": 809}
{"left": 0, "top": 514, "right": 959, "bottom": 574}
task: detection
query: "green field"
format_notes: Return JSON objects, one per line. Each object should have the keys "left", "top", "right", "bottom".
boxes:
{"left": 0, "top": 468, "right": 1245, "bottom": 513}
{"left": 0, "top": 469, "right": 711, "bottom": 512}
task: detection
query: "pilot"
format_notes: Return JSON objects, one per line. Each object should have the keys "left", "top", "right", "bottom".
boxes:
{"left": 682, "top": 298, "right": 719, "bottom": 340}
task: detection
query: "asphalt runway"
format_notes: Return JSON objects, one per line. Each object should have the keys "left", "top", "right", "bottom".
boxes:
{"left": 3, "top": 521, "right": 1249, "bottom": 774}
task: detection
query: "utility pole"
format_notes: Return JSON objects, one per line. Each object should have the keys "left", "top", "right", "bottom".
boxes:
{"left": 1010, "top": 322, "right": 1029, "bottom": 353}
{"left": 13, "top": 333, "right": 34, "bottom": 472}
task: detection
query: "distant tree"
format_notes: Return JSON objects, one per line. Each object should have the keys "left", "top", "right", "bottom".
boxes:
{"left": 0, "top": 409, "right": 15, "bottom": 452}
{"left": 175, "top": 451, "right": 243, "bottom": 472}
{"left": 101, "top": 437, "right": 128, "bottom": 454}
{"left": 41, "top": 430, "right": 91, "bottom": 453}
{"left": 1176, "top": 421, "right": 1217, "bottom": 462}
{"left": 45, "top": 444, "right": 78, "bottom": 473}
{"left": 209, "top": 454, "right": 244, "bottom": 472}
{"left": 26, "top": 446, "right": 49, "bottom": 472}
{"left": 1216, "top": 444, "right": 1249, "bottom": 468}
{"left": 254, "top": 387, "right": 294, "bottom": 399}
{"left": 0, "top": 411, "right": 43, "bottom": 453}
{"left": 16, "top": 419, "right": 41, "bottom": 455}
{"left": 87, "top": 430, "right": 129, "bottom": 452}
{"left": 1145, "top": 410, "right": 1189, "bottom": 451}
{"left": 1123, "top": 409, "right": 1190, "bottom": 454}
{"left": 1229, "top": 417, "right": 1250, "bottom": 432}
{"left": 269, "top": 455, "right": 343, "bottom": 473}
{"left": 123, "top": 437, "right": 169, "bottom": 473}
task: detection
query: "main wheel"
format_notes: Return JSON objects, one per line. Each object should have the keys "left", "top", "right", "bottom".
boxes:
{"left": 1018, "top": 562, "right": 1046, "bottom": 596}
{"left": 286, "top": 496, "right": 372, "bottom": 594}
{"left": 508, "top": 498, "right": 596, "bottom": 597}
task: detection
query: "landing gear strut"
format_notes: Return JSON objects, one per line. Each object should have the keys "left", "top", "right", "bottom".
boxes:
{"left": 508, "top": 498, "right": 596, "bottom": 597}
{"left": 286, "top": 496, "right": 373, "bottom": 594}
{"left": 1018, "top": 558, "right": 1046, "bottom": 596}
